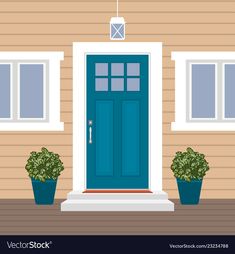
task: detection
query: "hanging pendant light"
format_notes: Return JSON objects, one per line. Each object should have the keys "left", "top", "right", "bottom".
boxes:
{"left": 110, "top": 0, "right": 126, "bottom": 40}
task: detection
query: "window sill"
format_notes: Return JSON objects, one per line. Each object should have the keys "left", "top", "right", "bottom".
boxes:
{"left": 0, "top": 122, "right": 64, "bottom": 131}
{"left": 171, "top": 122, "right": 235, "bottom": 131}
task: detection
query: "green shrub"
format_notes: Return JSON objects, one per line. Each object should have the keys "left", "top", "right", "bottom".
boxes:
{"left": 171, "top": 147, "right": 209, "bottom": 182}
{"left": 25, "top": 147, "right": 64, "bottom": 182}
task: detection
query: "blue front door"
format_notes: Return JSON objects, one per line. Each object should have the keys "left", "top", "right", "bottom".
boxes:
{"left": 87, "top": 55, "right": 148, "bottom": 189}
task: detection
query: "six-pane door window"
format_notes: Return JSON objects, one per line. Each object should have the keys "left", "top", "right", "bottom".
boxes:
{"left": 95, "top": 62, "right": 140, "bottom": 92}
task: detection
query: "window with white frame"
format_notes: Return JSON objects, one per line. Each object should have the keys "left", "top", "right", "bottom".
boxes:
{"left": 0, "top": 52, "right": 64, "bottom": 131}
{"left": 172, "top": 52, "right": 235, "bottom": 131}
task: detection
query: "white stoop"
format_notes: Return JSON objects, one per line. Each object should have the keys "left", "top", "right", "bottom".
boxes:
{"left": 61, "top": 191, "right": 174, "bottom": 211}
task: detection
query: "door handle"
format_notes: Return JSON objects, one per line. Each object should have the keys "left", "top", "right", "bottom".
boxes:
{"left": 88, "top": 120, "right": 93, "bottom": 144}
{"left": 89, "top": 127, "right": 92, "bottom": 144}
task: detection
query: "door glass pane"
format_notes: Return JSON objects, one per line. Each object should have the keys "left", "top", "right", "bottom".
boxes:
{"left": 127, "top": 78, "right": 140, "bottom": 91}
{"left": 111, "top": 63, "right": 124, "bottom": 76}
{"left": 122, "top": 101, "right": 140, "bottom": 176}
{"left": 95, "top": 63, "right": 108, "bottom": 76}
{"left": 20, "top": 64, "right": 44, "bottom": 119}
{"left": 95, "top": 78, "right": 108, "bottom": 91}
{"left": 224, "top": 64, "right": 235, "bottom": 118}
{"left": 191, "top": 64, "right": 215, "bottom": 119}
{"left": 111, "top": 78, "right": 124, "bottom": 91}
{"left": 127, "top": 63, "right": 140, "bottom": 76}
{"left": 0, "top": 64, "right": 11, "bottom": 118}
{"left": 96, "top": 101, "right": 113, "bottom": 176}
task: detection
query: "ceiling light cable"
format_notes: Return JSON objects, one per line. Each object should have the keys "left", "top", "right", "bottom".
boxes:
{"left": 117, "top": 0, "right": 119, "bottom": 17}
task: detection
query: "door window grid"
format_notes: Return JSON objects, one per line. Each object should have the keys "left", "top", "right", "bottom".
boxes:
{"left": 95, "top": 62, "right": 140, "bottom": 92}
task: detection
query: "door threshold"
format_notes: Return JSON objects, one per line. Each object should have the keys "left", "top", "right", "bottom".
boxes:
{"left": 83, "top": 189, "right": 152, "bottom": 193}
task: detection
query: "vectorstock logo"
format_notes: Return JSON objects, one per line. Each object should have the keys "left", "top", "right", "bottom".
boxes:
{"left": 7, "top": 241, "right": 52, "bottom": 249}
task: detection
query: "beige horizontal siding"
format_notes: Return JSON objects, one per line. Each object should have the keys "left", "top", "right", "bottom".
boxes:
{"left": 0, "top": 179, "right": 72, "bottom": 190}
{"left": 0, "top": 190, "right": 70, "bottom": 199}
{"left": 2, "top": 13, "right": 235, "bottom": 24}
{"left": 0, "top": 169, "right": 72, "bottom": 180}
{"left": 163, "top": 156, "right": 235, "bottom": 168}
{"left": 163, "top": 167, "right": 235, "bottom": 179}
{"left": 1, "top": 178, "right": 234, "bottom": 191}
{"left": 0, "top": 146, "right": 72, "bottom": 156}
{"left": 2, "top": 35, "right": 235, "bottom": 46}
{"left": 163, "top": 145, "right": 235, "bottom": 156}
{"left": 3, "top": 24, "right": 235, "bottom": 34}
{"left": 167, "top": 190, "right": 235, "bottom": 199}
{"left": 0, "top": 157, "right": 72, "bottom": 167}
{"left": 1, "top": 1, "right": 235, "bottom": 12}
{"left": 1, "top": 189, "right": 234, "bottom": 199}
{"left": 0, "top": 0, "right": 235, "bottom": 199}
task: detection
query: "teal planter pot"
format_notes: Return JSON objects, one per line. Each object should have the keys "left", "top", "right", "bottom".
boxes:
{"left": 31, "top": 179, "right": 57, "bottom": 205}
{"left": 176, "top": 179, "right": 202, "bottom": 205}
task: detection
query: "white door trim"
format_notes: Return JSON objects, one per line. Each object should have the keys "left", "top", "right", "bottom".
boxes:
{"left": 73, "top": 42, "right": 163, "bottom": 193}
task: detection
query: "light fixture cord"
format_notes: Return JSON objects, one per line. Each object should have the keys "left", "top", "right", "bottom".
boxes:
{"left": 117, "top": 0, "right": 119, "bottom": 17}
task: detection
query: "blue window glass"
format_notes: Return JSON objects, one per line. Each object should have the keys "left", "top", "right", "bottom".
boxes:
{"left": 20, "top": 64, "right": 44, "bottom": 118}
{"left": 127, "top": 63, "right": 140, "bottom": 76}
{"left": 111, "top": 78, "right": 124, "bottom": 91}
{"left": 127, "top": 78, "right": 140, "bottom": 91}
{"left": 95, "top": 63, "right": 108, "bottom": 76}
{"left": 224, "top": 64, "right": 235, "bottom": 118}
{"left": 191, "top": 64, "right": 215, "bottom": 119}
{"left": 111, "top": 63, "right": 124, "bottom": 76}
{"left": 95, "top": 78, "right": 108, "bottom": 91}
{"left": 0, "top": 64, "right": 11, "bottom": 118}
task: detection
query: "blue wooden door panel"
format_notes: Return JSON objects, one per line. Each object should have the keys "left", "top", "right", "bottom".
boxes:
{"left": 122, "top": 101, "right": 140, "bottom": 176}
{"left": 96, "top": 101, "right": 113, "bottom": 176}
{"left": 86, "top": 55, "right": 148, "bottom": 189}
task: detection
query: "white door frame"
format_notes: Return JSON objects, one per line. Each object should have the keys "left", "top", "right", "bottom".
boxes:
{"left": 73, "top": 42, "right": 163, "bottom": 193}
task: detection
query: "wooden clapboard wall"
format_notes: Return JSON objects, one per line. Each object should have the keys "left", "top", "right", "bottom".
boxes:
{"left": 0, "top": 0, "right": 235, "bottom": 199}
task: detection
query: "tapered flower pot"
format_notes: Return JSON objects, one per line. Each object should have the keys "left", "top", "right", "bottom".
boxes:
{"left": 31, "top": 179, "right": 57, "bottom": 205}
{"left": 176, "top": 179, "right": 202, "bottom": 205}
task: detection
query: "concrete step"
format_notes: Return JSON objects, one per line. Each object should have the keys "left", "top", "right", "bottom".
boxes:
{"left": 61, "top": 191, "right": 174, "bottom": 211}
{"left": 61, "top": 198, "right": 174, "bottom": 212}
{"left": 67, "top": 191, "right": 169, "bottom": 200}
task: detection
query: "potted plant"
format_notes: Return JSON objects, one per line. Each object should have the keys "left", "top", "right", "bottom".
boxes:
{"left": 25, "top": 147, "right": 64, "bottom": 205}
{"left": 171, "top": 147, "right": 209, "bottom": 205}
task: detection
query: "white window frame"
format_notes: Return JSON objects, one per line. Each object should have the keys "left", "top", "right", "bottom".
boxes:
{"left": 0, "top": 52, "right": 64, "bottom": 131}
{"left": 172, "top": 52, "right": 235, "bottom": 131}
